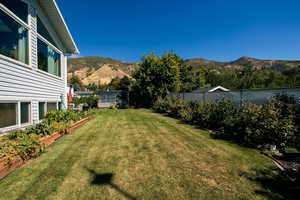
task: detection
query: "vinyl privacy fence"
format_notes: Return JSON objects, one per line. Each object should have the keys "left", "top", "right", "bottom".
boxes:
{"left": 170, "top": 87, "right": 300, "bottom": 105}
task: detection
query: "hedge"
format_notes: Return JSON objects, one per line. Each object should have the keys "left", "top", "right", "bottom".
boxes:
{"left": 153, "top": 96, "right": 300, "bottom": 150}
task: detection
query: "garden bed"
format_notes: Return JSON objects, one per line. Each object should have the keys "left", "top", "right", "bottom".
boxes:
{"left": 270, "top": 153, "right": 300, "bottom": 182}
{"left": 0, "top": 115, "right": 94, "bottom": 180}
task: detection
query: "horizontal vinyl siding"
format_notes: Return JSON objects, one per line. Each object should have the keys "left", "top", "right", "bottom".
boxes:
{"left": 0, "top": 58, "right": 64, "bottom": 101}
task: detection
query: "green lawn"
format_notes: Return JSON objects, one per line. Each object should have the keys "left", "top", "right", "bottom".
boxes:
{"left": 0, "top": 109, "right": 294, "bottom": 200}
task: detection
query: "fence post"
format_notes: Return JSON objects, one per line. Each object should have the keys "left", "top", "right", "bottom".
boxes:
{"left": 203, "top": 92, "right": 206, "bottom": 102}
{"left": 240, "top": 89, "right": 243, "bottom": 106}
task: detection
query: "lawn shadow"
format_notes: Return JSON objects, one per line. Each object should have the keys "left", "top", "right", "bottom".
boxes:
{"left": 85, "top": 168, "right": 137, "bottom": 200}
{"left": 242, "top": 167, "right": 300, "bottom": 200}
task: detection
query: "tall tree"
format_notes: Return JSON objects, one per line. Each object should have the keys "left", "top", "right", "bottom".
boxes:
{"left": 132, "top": 53, "right": 181, "bottom": 107}
{"left": 69, "top": 75, "right": 84, "bottom": 90}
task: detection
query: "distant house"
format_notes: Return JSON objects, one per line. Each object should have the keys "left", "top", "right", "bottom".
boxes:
{"left": 97, "top": 90, "right": 124, "bottom": 108}
{"left": 76, "top": 91, "right": 95, "bottom": 98}
{"left": 192, "top": 86, "right": 229, "bottom": 93}
{"left": 0, "top": 0, "right": 79, "bottom": 132}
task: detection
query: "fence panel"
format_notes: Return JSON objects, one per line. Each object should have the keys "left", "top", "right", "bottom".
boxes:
{"left": 170, "top": 87, "right": 300, "bottom": 105}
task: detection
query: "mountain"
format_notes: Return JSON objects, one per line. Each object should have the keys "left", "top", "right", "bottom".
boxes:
{"left": 67, "top": 56, "right": 138, "bottom": 85}
{"left": 68, "top": 56, "right": 300, "bottom": 85}
{"left": 186, "top": 56, "right": 300, "bottom": 71}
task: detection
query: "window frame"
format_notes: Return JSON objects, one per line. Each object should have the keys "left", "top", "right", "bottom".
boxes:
{"left": 36, "top": 14, "right": 63, "bottom": 78}
{"left": 0, "top": 100, "right": 32, "bottom": 132}
{"left": 20, "top": 102, "right": 31, "bottom": 125}
{"left": 37, "top": 35, "right": 62, "bottom": 78}
{"left": 0, "top": 2, "right": 30, "bottom": 67}
{"left": 38, "top": 101, "right": 59, "bottom": 122}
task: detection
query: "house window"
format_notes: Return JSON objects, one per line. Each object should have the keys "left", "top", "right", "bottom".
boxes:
{"left": 0, "top": 8, "right": 28, "bottom": 64}
{"left": 39, "top": 102, "right": 58, "bottom": 120}
{"left": 47, "top": 102, "right": 57, "bottom": 112}
{"left": 20, "top": 102, "right": 30, "bottom": 124}
{"left": 37, "top": 39, "right": 61, "bottom": 77}
{"left": 39, "top": 102, "right": 45, "bottom": 120}
{"left": 0, "top": 0, "right": 28, "bottom": 23}
{"left": 37, "top": 16, "right": 58, "bottom": 48}
{"left": 0, "top": 103, "right": 17, "bottom": 128}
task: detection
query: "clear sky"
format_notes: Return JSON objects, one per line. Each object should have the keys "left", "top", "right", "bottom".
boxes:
{"left": 57, "top": 0, "right": 300, "bottom": 62}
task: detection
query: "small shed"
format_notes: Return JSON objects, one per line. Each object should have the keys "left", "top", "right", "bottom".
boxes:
{"left": 192, "top": 86, "right": 229, "bottom": 93}
{"left": 97, "top": 90, "right": 126, "bottom": 108}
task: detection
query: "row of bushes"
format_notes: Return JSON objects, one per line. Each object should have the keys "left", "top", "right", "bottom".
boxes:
{"left": 0, "top": 110, "right": 94, "bottom": 162}
{"left": 153, "top": 96, "right": 300, "bottom": 150}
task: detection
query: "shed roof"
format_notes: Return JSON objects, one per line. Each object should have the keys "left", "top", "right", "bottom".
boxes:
{"left": 37, "top": 0, "right": 79, "bottom": 54}
{"left": 192, "top": 86, "right": 229, "bottom": 93}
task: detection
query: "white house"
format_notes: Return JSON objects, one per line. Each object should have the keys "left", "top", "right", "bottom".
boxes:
{"left": 0, "top": 0, "right": 79, "bottom": 132}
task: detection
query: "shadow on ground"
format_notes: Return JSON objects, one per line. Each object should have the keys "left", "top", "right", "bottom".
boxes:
{"left": 85, "top": 168, "right": 137, "bottom": 200}
{"left": 241, "top": 167, "right": 300, "bottom": 200}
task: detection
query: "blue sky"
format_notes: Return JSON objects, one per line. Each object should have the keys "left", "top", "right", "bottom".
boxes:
{"left": 57, "top": 0, "right": 300, "bottom": 62}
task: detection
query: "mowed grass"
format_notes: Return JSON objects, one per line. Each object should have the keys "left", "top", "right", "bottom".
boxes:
{"left": 0, "top": 109, "right": 287, "bottom": 200}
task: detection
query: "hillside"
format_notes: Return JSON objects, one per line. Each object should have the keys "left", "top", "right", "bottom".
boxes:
{"left": 67, "top": 56, "right": 138, "bottom": 85}
{"left": 68, "top": 56, "right": 300, "bottom": 85}
{"left": 186, "top": 56, "right": 300, "bottom": 71}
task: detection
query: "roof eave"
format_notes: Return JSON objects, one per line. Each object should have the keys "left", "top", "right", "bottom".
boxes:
{"left": 37, "top": 0, "right": 79, "bottom": 54}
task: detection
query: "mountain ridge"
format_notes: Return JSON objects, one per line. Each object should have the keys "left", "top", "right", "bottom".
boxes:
{"left": 68, "top": 56, "right": 300, "bottom": 85}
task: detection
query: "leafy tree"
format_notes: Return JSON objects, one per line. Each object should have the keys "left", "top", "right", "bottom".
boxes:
{"left": 132, "top": 53, "right": 182, "bottom": 107}
{"left": 69, "top": 75, "right": 84, "bottom": 90}
{"left": 119, "top": 76, "right": 132, "bottom": 91}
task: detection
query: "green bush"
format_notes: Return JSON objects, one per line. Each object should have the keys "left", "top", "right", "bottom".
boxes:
{"left": 73, "top": 96, "right": 97, "bottom": 109}
{"left": 45, "top": 110, "right": 82, "bottom": 124}
{"left": 0, "top": 110, "right": 94, "bottom": 162}
{"left": 178, "top": 102, "right": 195, "bottom": 122}
{"left": 1, "top": 131, "right": 43, "bottom": 161}
{"left": 260, "top": 101, "right": 295, "bottom": 147}
{"left": 153, "top": 96, "right": 298, "bottom": 150}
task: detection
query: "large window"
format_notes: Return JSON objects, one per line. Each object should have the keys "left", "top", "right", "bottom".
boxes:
{"left": 0, "top": 8, "right": 28, "bottom": 64}
{"left": 0, "top": 0, "right": 28, "bottom": 23}
{"left": 0, "top": 103, "right": 17, "bottom": 128}
{"left": 37, "top": 39, "right": 61, "bottom": 77}
{"left": 21, "top": 102, "right": 30, "bottom": 124}
{"left": 37, "top": 15, "right": 61, "bottom": 77}
{"left": 37, "top": 16, "right": 57, "bottom": 48}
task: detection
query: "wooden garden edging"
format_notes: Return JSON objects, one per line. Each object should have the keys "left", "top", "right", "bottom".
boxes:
{"left": 0, "top": 115, "right": 94, "bottom": 180}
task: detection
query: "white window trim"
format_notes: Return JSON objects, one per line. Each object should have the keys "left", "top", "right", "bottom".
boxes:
{"left": 37, "top": 34, "right": 63, "bottom": 54}
{"left": 0, "top": 3, "right": 30, "bottom": 29}
{"left": 0, "top": 54, "right": 31, "bottom": 69}
{"left": 36, "top": 68, "right": 63, "bottom": 80}
{"left": 37, "top": 35, "right": 63, "bottom": 79}
{"left": 0, "top": 101, "right": 32, "bottom": 133}
{"left": 0, "top": 2, "right": 31, "bottom": 67}
{"left": 38, "top": 101, "right": 59, "bottom": 123}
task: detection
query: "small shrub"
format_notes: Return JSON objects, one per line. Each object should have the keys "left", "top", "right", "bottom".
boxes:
{"left": 50, "top": 122, "right": 70, "bottom": 134}
{"left": 227, "top": 103, "right": 263, "bottom": 144}
{"left": 110, "top": 104, "right": 118, "bottom": 109}
{"left": 45, "top": 110, "right": 82, "bottom": 124}
{"left": 25, "top": 121, "right": 53, "bottom": 136}
{"left": 178, "top": 102, "right": 195, "bottom": 122}
{"left": 153, "top": 97, "right": 169, "bottom": 113}
{"left": 1, "top": 132, "right": 43, "bottom": 161}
